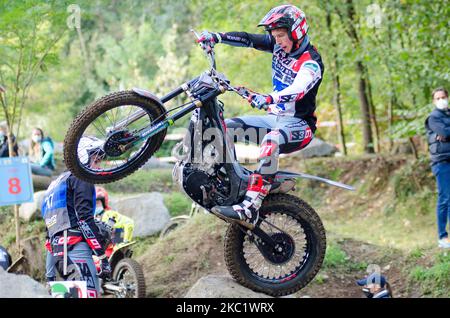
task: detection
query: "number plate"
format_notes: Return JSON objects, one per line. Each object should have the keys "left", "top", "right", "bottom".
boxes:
{"left": 0, "top": 157, "right": 34, "bottom": 206}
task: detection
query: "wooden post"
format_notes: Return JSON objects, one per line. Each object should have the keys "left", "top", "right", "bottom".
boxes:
{"left": 14, "top": 205, "right": 21, "bottom": 252}
{"left": 4, "top": 121, "right": 21, "bottom": 252}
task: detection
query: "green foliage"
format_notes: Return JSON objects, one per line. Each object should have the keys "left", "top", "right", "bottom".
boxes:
{"left": 2, "top": 0, "right": 449, "bottom": 149}
{"left": 407, "top": 247, "right": 425, "bottom": 261}
{"left": 105, "top": 168, "right": 176, "bottom": 193}
{"left": 409, "top": 252, "right": 450, "bottom": 297}
{"left": 391, "top": 157, "right": 435, "bottom": 202}
{"left": 0, "top": 0, "right": 69, "bottom": 136}
{"left": 155, "top": 140, "right": 179, "bottom": 158}
{"left": 323, "top": 244, "right": 348, "bottom": 268}
{"left": 163, "top": 192, "right": 192, "bottom": 217}
{"left": 2, "top": 233, "right": 16, "bottom": 247}
{"left": 131, "top": 235, "right": 160, "bottom": 258}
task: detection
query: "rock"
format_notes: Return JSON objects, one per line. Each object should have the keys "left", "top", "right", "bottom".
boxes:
{"left": 282, "top": 138, "right": 338, "bottom": 159}
{"left": 320, "top": 273, "right": 330, "bottom": 282}
{"left": 185, "top": 275, "right": 273, "bottom": 298}
{"left": 32, "top": 174, "right": 53, "bottom": 191}
{"left": 109, "top": 192, "right": 170, "bottom": 237}
{"left": 19, "top": 191, "right": 47, "bottom": 221}
{"left": 0, "top": 268, "right": 50, "bottom": 298}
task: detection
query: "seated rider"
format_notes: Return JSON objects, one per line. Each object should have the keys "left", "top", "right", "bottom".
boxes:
{"left": 42, "top": 137, "right": 111, "bottom": 298}
{"left": 94, "top": 186, "right": 135, "bottom": 244}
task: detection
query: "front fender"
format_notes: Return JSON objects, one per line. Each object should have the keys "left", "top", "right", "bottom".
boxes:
{"left": 132, "top": 87, "right": 167, "bottom": 116}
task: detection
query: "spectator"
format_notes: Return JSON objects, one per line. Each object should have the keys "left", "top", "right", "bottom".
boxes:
{"left": 29, "top": 127, "right": 55, "bottom": 177}
{"left": 356, "top": 273, "right": 393, "bottom": 298}
{"left": 425, "top": 87, "right": 450, "bottom": 248}
{"left": 0, "top": 123, "right": 18, "bottom": 157}
{"left": 0, "top": 245, "right": 12, "bottom": 270}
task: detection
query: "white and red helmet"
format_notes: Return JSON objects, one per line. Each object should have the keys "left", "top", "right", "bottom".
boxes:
{"left": 258, "top": 5, "right": 308, "bottom": 42}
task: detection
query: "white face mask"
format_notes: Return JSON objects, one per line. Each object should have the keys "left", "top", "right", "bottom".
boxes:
{"left": 32, "top": 135, "right": 42, "bottom": 143}
{"left": 435, "top": 98, "right": 449, "bottom": 110}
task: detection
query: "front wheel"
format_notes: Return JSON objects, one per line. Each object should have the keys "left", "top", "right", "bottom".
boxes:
{"left": 64, "top": 90, "right": 167, "bottom": 184}
{"left": 112, "top": 258, "right": 146, "bottom": 298}
{"left": 224, "top": 194, "right": 326, "bottom": 297}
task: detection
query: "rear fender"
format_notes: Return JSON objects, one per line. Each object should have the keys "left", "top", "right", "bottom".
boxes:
{"left": 108, "top": 242, "right": 136, "bottom": 268}
{"left": 273, "top": 170, "right": 355, "bottom": 192}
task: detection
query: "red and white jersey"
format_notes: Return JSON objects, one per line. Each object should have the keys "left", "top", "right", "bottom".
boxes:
{"left": 219, "top": 31, "right": 324, "bottom": 131}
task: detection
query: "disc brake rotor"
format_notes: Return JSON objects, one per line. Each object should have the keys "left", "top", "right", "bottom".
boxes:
{"left": 104, "top": 130, "right": 136, "bottom": 157}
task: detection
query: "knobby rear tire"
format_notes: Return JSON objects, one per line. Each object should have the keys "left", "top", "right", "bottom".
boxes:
{"left": 112, "top": 258, "right": 146, "bottom": 298}
{"left": 224, "top": 193, "right": 326, "bottom": 297}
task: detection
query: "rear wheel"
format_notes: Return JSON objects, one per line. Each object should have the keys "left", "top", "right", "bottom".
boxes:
{"left": 63, "top": 90, "right": 167, "bottom": 184}
{"left": 224, "top": 194, "right": 326, "bottom": 297}
{"left": 112, "top": 258, "right": 146, "bottom": 298}
{"left": 159, "top": 215, "right": 190, "bottom": 239}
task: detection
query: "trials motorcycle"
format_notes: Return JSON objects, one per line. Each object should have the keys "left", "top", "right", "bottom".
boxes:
{"left": 63, "top": 30, "right": 354, "bottom": 296}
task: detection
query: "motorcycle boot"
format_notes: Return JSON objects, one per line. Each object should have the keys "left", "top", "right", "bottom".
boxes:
{"left": 211, "top": 136, "right": 279, "bottom": 226}
{"left": 211, "top": 173, "right": 271, "bottom": 226}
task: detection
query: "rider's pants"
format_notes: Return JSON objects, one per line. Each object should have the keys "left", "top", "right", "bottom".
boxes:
{"left": 54, "top": 242, "right": 100, "bottom": 298}
{"left": 225, "top": 114, "right": 313, "bottom": 175}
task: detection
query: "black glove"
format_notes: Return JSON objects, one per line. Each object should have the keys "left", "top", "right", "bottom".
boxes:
{"left": 249, "top": 94, "right": 273, "bottom": 110}
{"left": 98, "top": 257, "right": 112, "bottom": 281}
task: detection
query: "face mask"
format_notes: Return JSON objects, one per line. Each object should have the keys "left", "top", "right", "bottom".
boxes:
{"left": 95, "top": 207, "right": 104, "bottom": 216}
{"left": 435, "top": 98, "right": 449, "bottom": 110}
{"left": 32, "top": 135, "right": 42, "bottom": 143}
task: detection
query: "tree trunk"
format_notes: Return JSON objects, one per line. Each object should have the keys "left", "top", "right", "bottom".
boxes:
{"left": 408, "top": 137, "right": 418, "bottom": 160}
{"left": 325, "top": 9, "right": 347, "bottom": 155}
{"left": 339, "top": 0, "right": 375, "bottom": 154}
{"left": 357, "top": 61, "right": 375, "bottom": 153}
{"left": 365, "top": 68, "right": 380, "bottom": 152}
{"left": 334, "top": 72, "right": 347, "bottom": 155}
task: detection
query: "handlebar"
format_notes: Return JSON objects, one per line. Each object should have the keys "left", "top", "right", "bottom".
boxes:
{"left": 191, "top": 29, "right": 269, "bottom": 111}
{"left": 191, "top": 29, "right": 216, "bottom": 70}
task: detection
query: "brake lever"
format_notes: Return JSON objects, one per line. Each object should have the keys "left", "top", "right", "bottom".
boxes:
{"left": 191, "top": 29, "right": 214, "bottom": 53}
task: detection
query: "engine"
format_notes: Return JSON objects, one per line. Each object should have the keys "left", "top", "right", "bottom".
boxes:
{"left": 172, "top": 138, "right": 230, "bottom": 209}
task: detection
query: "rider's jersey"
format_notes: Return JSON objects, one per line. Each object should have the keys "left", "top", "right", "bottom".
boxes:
{"left": 42, "top": 171, "right": 107, "bottom": 256}
{"left": 218, "top": 32, "right": 324, "bottom": 131}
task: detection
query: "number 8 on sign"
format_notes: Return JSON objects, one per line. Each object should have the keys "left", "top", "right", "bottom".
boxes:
{"left": 0, "top": 157, "right": 33, "bottom": 207}
{"left": 8, "top": 178, "right": 22, "bottom": 194}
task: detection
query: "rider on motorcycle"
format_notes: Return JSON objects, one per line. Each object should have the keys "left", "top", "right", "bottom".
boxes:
{"left": 42, "top": 137, "right": 112, "bottom": 298}
{"left": 94, "top": 186, "right": 135, "bottom": 244}
{"left": 200, "top": 5, "right": 324, "bottom": 225}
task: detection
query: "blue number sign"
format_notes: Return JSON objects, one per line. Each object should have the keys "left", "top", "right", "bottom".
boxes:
{"left": 0, "top": 157, "right": 34, "bottom": 207}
